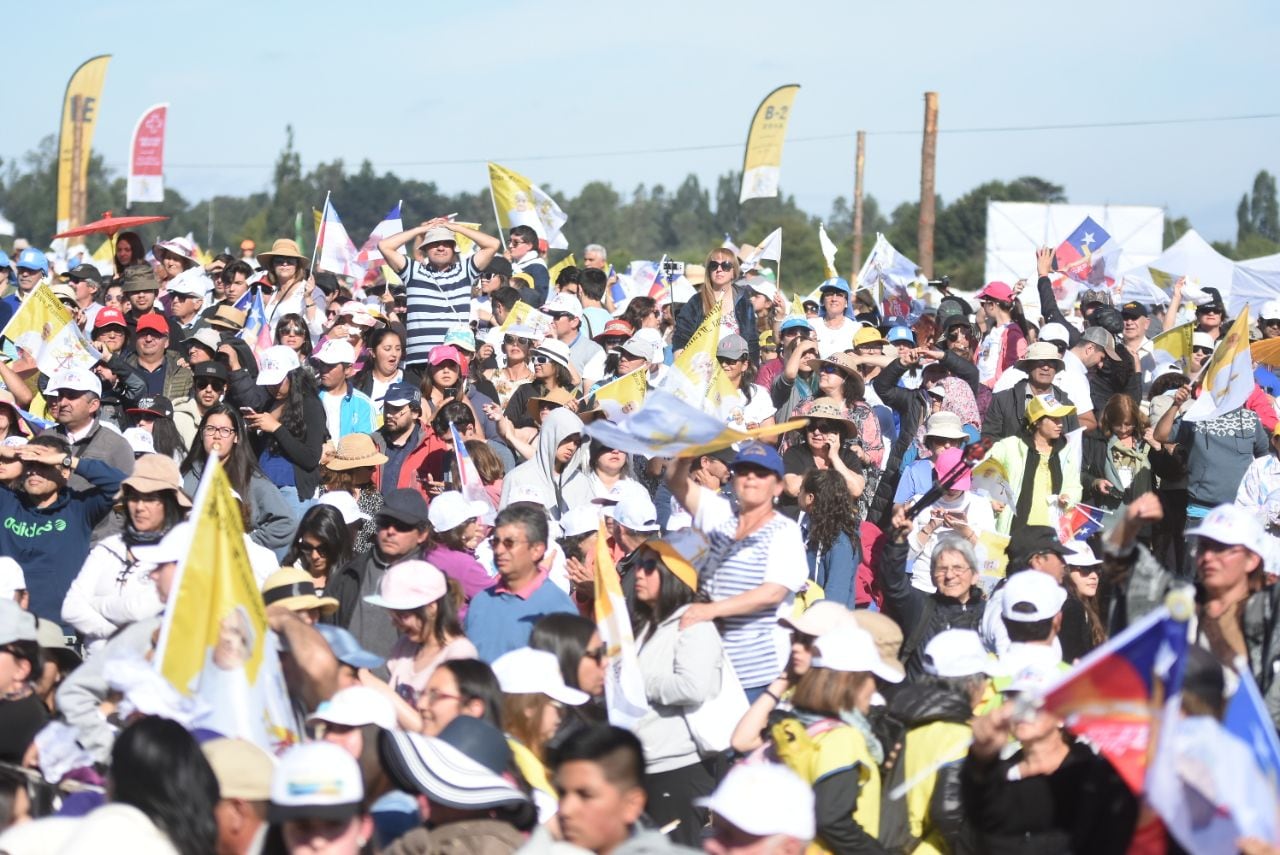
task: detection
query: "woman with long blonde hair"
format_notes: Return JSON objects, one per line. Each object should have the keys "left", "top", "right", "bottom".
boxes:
{"left": 672, "top": 246, "right": 758, "bottom": 364}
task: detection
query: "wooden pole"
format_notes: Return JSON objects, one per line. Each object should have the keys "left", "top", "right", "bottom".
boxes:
{"left": 852, "top": 130, "right": 866, "bottom": 278}
{"left": 918, "top": 92, "right": 939, "bottom": 279}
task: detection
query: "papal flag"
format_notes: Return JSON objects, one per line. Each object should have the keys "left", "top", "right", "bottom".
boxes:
{"left": 585, "top": 389, "right": 804, "bottom": 459}
{"left": 857, "top": 232, "right": 923, "bottom": 318}
{"left": 971, "top": 457, "right": 1015, "bottom": 507}
{"left": 488, "top": 162, "right": 569, "bottom": 250}
{"left": 154, "top": 455, "right": 300, "bottom": 754}
{"left": 56, "top": 55, "right": 111, "bottom": 234}
{"left": 661, "top": 299, "right": 724, "bottom": 411}
{"left": 739, "top": 84, "right": 800, "bottom": 203}
{"left": 1152, "top": 321, "right": 1194, "bottom": 371}
{"left": 592, "top": 367, "right": 649, "bottom": 419}
{"left": 1182, "top": 307, "right": 1254, "bottom": 422}
{"left": 0, "top": 284, "right": 102, "bottom": 377}
{"left": 498, "top": 300, "right": 554, "bottom": 340}
{"left": 594, "top": 521, "right": 650, "bottom": 728}
{"left": 819, "top": 222, "right": 840, "bottom": 279}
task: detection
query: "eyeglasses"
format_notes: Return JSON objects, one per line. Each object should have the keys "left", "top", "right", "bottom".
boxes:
{"left": 584, "top": 645, "right": 608, "bottom": 664}
{"left": 295, "top": 540, "right": 325, "bottom": 555}
{"left": 946, "top": 329, "right": 969, "bottom": 342}
{"left": 503, "top": 335, "right": 531, "bottom": 347}
{"left": 202, "top": 425, "right": 235, "bottom": 438}
{"left": 273, "top": 258, "right": 297, "bottom": 266}
{"left": 425, "top": 689, "right": 461, "bottom": 704}
{"left": 807, "top": 419, "right": 843, "bottom": 433}
{"left": 707, "top": 260, "right": 734, "bottom": 272}
{"left": 818, "top": 363, "right": 842, "bottom": 374}
{"left": 279, "top": 326, "right": 306, "bottom": 336}
{"left": 507, "top": 237, "right": 526, "bottom": 246}
{"left": 194, "top": 379, "right": 226, "bottom": 392}
{"left": 1192, "top": 346, "right": 1214, "bottom": 355}
{"left": 531, "top": 354, "right": 552, "bottom": 365}
{"left": 488, "top": 535, "right": 528, "bottom": 550}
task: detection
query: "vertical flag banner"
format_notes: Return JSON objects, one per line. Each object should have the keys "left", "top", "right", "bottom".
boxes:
{"left": 1056, "top": 502, "right": 1108, "bottom": 543}
{"left": 1152, "top": 321, "right": 1194, "bottom": 371}
{"left": 819, "top": 222, "right": 840, "bottom": 279}
{"left": 155, "top": 456, "right": 299, "bottom": 753}
{"left": 857, "top": 233, "right": 923, "bottom": 319}
{"left": 56, "top": 55, "right": 111, "bottom": 233}
{"left": 594, "top": 521, "right": 650, "bottom": 728}
{"left": 126, "top": 103, "right": 167, "bottom": 207}
{"left": 487, "top": 162, "right": 569, "bottom": 250}
{"left": 240, "top": 288, "right": 273, "bottom": 361}
{"left": 316, "top": 197, "right": 362, "bottom": 278}
{"left": 1037, "top": 605, "right": 1189, "bottom": 793}
{"left": 451, "top": 424, "right": 494, "bottom": 516}
{"left": 739, "top": 84, "right": 800, "bottom": 203}
{"left": 1182, "top": 307, "right": 1254, "bottom": 422}
{"left": 647, "top": 255, "right": 670, "bottom": 303}
{"left": 0, "top": 284, "right": 102, "bottom": 376}
{"left": 356, "top": 202, "right": 403, "bottom": 287}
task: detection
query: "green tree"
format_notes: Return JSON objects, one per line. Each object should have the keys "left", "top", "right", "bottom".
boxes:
{"left": 1237, "top": 170, "right": 1279, "bottom": 244}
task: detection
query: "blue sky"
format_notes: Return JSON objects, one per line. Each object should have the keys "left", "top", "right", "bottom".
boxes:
{"left": 5, "top": 0, "right": 1278, "bottom": 244}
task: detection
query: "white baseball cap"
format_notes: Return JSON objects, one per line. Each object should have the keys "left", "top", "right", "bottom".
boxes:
{"left": 0, "top": 600, "right": 37, "bottom": 646}
{"left": 559, "top": 505, "right": 602, "bottom": 538}
{"left": 618, "top": 334, "right": 659, "bottom": 362}
{"left": 269, "top": 742, "right": 364, "bottom": 823}
{"left": 166, "top": 267, "right": 212, "bottom": 298}
{"left": 0, "top": 558, "right": 26, "bottom": 599}
{"left": 314, "top": 339, "right": 357, "bottom": 365}
{"left": 307, "top": 686, "right": 397, "bottom": 731}
{"left": 543, "top": 292, "right": 583, "bottom": 319}
{"left": 256, "top": 345, "right": 301, "bottom": 386}
{"left": 1038, "top": 322, "right": 1071, "bottom": 345}
{"left": 611, "top": 489, "right": 659, "bottom": 533}
{"left": 427, "top": 492, "right": 489, "bottom": 534}
{"left": 492, "top": 647, "right": 589, "bottom": 706}
{"left": 696, "top": 763, "right": 815, "bottom": 841}
{"left": 1001, "top": 571, "right": 1068, "bottom": 622}
{"left": 533, "top": 338, "right": 572, "bottom": 370}
{"left": 811, "top": 623, "right": 904, "bottom": 683}
{"left": 317, "top": 490, "right": 370, "bottom": 525}
{"left": 921, "top": 629, "right": 999, "bottom": 678}
{"left": 46, "top": 368, "right": 102, "bottom": 398}
{"left": 1261, "top": 299, "right": 1280, "bottom": 321}
{"left": 123, "top": 427, "right": 156, "bottom": 455}
{"left": 1064, "top": 540, "right": 1100, "bottom": 567}
{"left": 1186, "top": 503, "right": 1268, "bottom": 558}
{"left": 1192, "top": 331, "right": 1216, "bottom": 351}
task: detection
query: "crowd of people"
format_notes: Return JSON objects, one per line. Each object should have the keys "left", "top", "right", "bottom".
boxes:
{"left": 0, "top": 217, "right": 1275, "bottom": 855}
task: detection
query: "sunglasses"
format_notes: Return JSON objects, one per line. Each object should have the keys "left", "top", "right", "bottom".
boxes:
{"left": 194, "top": 378, "right": 226, "bottom": 391}
{"left": 1025, "top": 360, "right": 1058, "bottom": 370}
{"left": 507, "top": 237, "right": 526, "bottom": 246}
{"left": 295, "top": 540, "right": 326, "bottom": 555}
{"left": 707, "top": 260, "right": 734, "bottom": 272}
{"left": 818, "top": 363, "right": 842, "bottom": 375}
{"left": 504, "top": 335, "right": 532, "bottom": 347}
{"left": 584, "top": 645, "right": 608, "bottom": 664}
{"left": 807, "top": 419, "right": 843, "bottom": 433}
{"left": 1196, "top": 306, "right": 1222, "bottom": 314}
{"left": 376, "top": 517, "right": 419, "bottom": 533}
{"left": 425, "top": 241, "right": 454, "bottom": 250}
{"left": 488, "top": 535, "right": 528, "bottom": 550}
{"left": 946, "top": 329, "right": 969, "bottom": 342}
{"left": 531, "top": 354, "right": 553, "bottom": 365}
{"left": 634, "top": 555, "right": 662, "bottom": 575}
{"left": 1192, "top": 346, "right": 1214, "bottom": 355}
{"left": 717, "top": 356, "right": 745, "bottom": 366}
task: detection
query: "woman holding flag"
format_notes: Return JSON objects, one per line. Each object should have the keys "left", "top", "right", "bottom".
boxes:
{"left": 258, "top": 239, "right": 318, "bottom": 333}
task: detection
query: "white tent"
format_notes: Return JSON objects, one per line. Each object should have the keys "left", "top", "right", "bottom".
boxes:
{"left": 0, "top": 212, "right": 13, "bottom": 237}
{"left": 1119, "top": 229, "right": 1280, "bottom": 315}
{"left": 1232, "top": 252, "right": 1280, "bottom": 314}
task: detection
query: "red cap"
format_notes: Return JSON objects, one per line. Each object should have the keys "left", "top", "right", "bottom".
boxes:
{"left": 136, "top": 314, "right": 170, "bottom": 337}
{"left": 94, "top": 307, "right": 128, "bottom": 330}
{"left": 977, "top": 281, "right": 1014, "bottom": 303}
{"left": 593, "top": 319, "right": 634, "bottom": 342}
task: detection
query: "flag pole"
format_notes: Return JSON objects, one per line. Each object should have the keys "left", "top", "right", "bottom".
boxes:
{"left": 310, "top": 190, "right": 330, "bottom": 275}
{"left": 488, "top": 185, "right": 504, "bottom": 250}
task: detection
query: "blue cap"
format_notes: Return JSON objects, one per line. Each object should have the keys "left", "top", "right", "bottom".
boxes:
{"left": 780, "top": 317, "right": 814, "bottom": 334}
{"left": 731, "top": 440, "right": 785, "bottom": 477}
{"left": 887, "top": 325, "right": 916, "bottom": 345}
{"left": 818, "top": 277, "right": 851, "bottom": 296}
{"left": 0, "top": 251, "right": 10, "bottom": 269}
{"left": 383, "top": 381, "right": 421, "bottom": 409}
{"left": 15, "top": 248, "right": 48, "bottom": 274}
{"left": 315, "top": 624, "right": 384, "bottom": 670}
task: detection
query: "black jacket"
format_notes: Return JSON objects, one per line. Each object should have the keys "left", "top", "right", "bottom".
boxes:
{"left": 672, "top": 284, "right": 758, "bottom": 365}
{"left": 981, "top": 379, "right": 1081, "bottom": 443}
{"left": 228, "top": 373, "right": 327, "bottom": 501}
{"left": 869, "top": 359, "right": 930, "bottom": 526}
{"left": 874, "top": 539, "right": 986, "bottom": 678}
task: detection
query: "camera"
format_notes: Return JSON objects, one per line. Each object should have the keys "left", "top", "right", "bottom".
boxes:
{"left": 662, "top": 260, "right": 684, "bottom": 276}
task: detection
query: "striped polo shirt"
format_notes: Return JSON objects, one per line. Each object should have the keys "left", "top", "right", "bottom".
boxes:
{"left": 693, "top": 488, "right": 807, "bottom": 689}
{"left": 397, "top": 256, "right": 478, "bottom": 364}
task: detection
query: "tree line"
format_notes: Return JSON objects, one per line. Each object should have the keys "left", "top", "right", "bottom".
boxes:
{"left": 2, "top": 126, "right": 1276, "bottom": 293}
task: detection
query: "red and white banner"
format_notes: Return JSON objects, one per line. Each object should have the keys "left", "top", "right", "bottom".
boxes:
{"left": 127, "top": 103, "right": 167, "bottom": 206}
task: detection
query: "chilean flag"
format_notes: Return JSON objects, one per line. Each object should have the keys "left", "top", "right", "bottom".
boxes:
{"left": 356, "top": 202, "right": 403, "bottom": 287}
{"left": 1054, "top": 216, "right": 1119, "bottom": 287}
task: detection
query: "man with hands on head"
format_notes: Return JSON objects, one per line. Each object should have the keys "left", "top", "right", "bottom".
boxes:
{"left": 377, "top": 217, "right": 501, "bottom": 367}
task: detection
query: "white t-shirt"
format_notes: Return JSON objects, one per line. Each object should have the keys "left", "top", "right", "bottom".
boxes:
{"left": 720, "top": 384, "right": 775, "bottom": 433}
{"left": 321, "top": 393, "right": 342, "bottom": 443}
{"left": 815, "top": 316, "right": 859, "bottom": 358}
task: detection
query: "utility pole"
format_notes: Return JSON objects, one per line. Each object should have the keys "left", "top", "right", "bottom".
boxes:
{"left": 852, "top": 130, "right": 866, "bottom": 278}
{"left": 918, "top": 92, "right": 939, "bottom": 279}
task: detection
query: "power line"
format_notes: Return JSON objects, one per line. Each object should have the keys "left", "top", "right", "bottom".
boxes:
{"left": 110, "top": 111, "right": 1280, "bottom": 172}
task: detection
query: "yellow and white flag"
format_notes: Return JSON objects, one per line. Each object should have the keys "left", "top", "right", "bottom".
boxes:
{"left": 585, "top": 389, "right": 805, "bottom": 460}
{"left": 1152, "top": 321, "right": 1194, "bottom": 371}
{"left": 498, "top": 300, "right": 554, "bottom": 340}
{"left": 819, "top": 222, "right": 840, "bottom": 279}
{"left": 739, "top": 84, "right": 800, "bottom": 203}
{"left": 488, "top": 162, "right": 569, "bottom": 250}
{"left": 448, "top": 222, "right": 483, "bottom": 258}
{"left": 548, "top": 253, "right": 577, "bottom": 287}
{"left": 1183, "top": 307, "right": 1255, "bottom": 423}
{"left": 592, "top": 367, "right": 648, "bottom": 418}
{"left": 662, "top": 300, "right": 723, "bottom": 411}
{"left": 971, "top": 457, "right": 1015, "bottom": 507}
{"left": 594, "top": 521, "right": 650, "bottom": 728}
{"left": 0, "top": 284, "right": 102, "bottom": 377}
{"left": 155, "top": 455, "right": 300, "bottom": 753}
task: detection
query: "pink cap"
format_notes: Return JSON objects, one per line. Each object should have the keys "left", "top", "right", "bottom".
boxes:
{"left": 362, "top": 560, "right": 447, "bottom": 611}
{"left": 428, "top": 344, "right": 463, "bottom": 367}
{"left": 977, "top": 281, "right": 1014, "bottom": 303}
{"left": 933, "top": 446, "right": 971, "bottom": 491}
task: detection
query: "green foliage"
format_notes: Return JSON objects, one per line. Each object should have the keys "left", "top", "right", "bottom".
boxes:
{"left": 1237, "top": 170, "right": 1279, "bottom": 245}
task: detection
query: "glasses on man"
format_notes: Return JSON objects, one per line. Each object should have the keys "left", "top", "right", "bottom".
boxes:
{"left": 488, "top": 535, "right": 528, "bottom": 550}
{"left": 376, "top": 517, "right": 418, "bottom": 533}
{"left": 507, "top": 237, "right": 526, "bottom": 247}
{"left": 202, "top": 425, "right": 235, "bottom": 438}
{"left": 194, "top": 379, "right": 226, "bottom": 392}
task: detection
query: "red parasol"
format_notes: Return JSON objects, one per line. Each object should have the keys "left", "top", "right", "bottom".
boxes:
{"left": 52, "top": 211, "right": 169, "bottom": 240}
